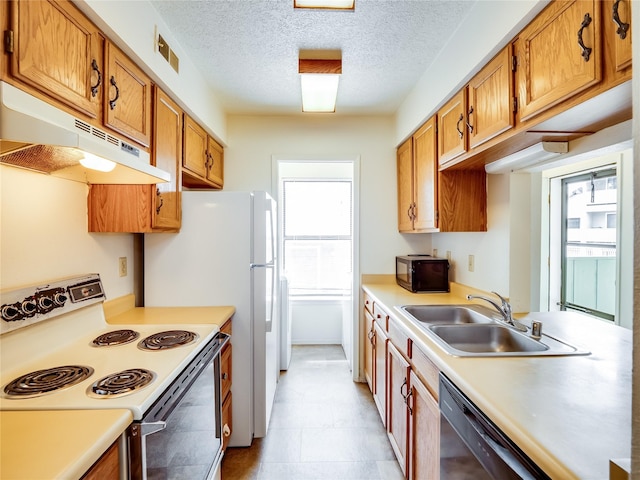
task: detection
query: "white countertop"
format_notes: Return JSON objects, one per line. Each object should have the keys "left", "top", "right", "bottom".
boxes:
{"left": 362, "top": 280, "right": 632, "bottom": 480}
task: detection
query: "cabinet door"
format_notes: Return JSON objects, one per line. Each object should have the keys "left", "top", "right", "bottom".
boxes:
{"left": 10, "top": 0, "right": 102, "bottom": 118}
{"left": 364, "top": 308, "right": 375, "bottom": 392}
{"left": 387, "top": 341, "right": 410, "bottom": 475}
{"left": 467, "top": 45, "right": 514, "bottom": 149}
{"left": 81, "top": 441, "right": 119, "bottom": 480}
{"left": 104, "top": 41, "right": 152, "bottom": 147}
{"left": 515, "top": 0, "right": 601, "bottom": 122}
{"left": 221, "top": 391, "right": 233, "bottom": 453}
{"left": 609, "top": 0, "right": 632, "bottom": 71}
{"left": 412, "top": 117, "right": 438, "bottom": 232}
{"left": 372, "top": 320, "right": 387, "bottom": 425}
{"left": 221, "top": 344, "right": 232, "bottom": 402}
{"left": 437, "top": 90, "right": 467, "bottom": 166}
{"left": 206, "top": 136, "right": 224, "bottom": 188}
{"left": 396, "top": 137, "right": 414, "bottom": 232}
{"left": 438, "top": 170, "right": 487, "bottom": 232}
{"left": 408, "top": 370, "right": 440, "bottom": 480}
{"left": 152, "top": 88, "right": 182, "bottom": 230}
{"left": 183, "top": 114, "right": 208, "bottom": 179}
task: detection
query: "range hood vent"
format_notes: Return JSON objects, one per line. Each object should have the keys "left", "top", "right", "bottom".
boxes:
{"left": 0, "top": 81, "right": 170, "bottom": 184}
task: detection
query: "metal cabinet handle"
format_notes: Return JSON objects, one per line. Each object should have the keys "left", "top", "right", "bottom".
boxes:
{"left": 155, "top": 188, "right": 163, "bottom": 214}
{"left": 400, "top": 378, "right": 408, "bottom": 398}
{"left": 222, "top": 372, "right": 228, "bottom": 380}
{"left": 613, "top": 0, "right": 630, "bottom": 39}
{"left": 577, "top": 13, "right": 593, "bottom": 62}
{"left": 109, "top": 76, "right": 120, "bottom": 110}
{"left": 405, "top": 389, "right": 413, "bottom": 415}
{"left": 456, "top": 113, "right": 464, "bottom": 139}
{"left": 90, "top": 59, "right": 102, "bottom": 97}
{"left": 407, "top": 204, "right": 413, "bottom": 221}
{"left": 466, "top": 106, "right": 474, "bottom": 134}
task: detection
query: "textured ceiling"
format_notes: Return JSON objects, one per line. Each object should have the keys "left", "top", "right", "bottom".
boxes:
{"left": 149, "top": 0, "right": 475, "bottom": 115}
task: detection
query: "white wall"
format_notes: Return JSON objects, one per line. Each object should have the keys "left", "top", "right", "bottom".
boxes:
{"left": 0, "top": 166, "right": 134, "bottom": 298}
{"left": 225, "top": 115, "right": 431, "bottom": 275}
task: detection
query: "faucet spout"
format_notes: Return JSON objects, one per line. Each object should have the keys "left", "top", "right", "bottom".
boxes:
{"left": 466, "top": 292, "right": 528, "bottom": 332}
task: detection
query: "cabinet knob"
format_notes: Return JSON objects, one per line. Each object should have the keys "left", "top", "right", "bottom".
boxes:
{"left": 222, "top": 372, "right": 228, "bottom": 380}
{"left": 223, "top": 424, "right": 231, "bottom": 437}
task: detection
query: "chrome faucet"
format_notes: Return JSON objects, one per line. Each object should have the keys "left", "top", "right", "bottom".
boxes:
{"left": 466, "top": 291, "right": 528, "bottom": 332}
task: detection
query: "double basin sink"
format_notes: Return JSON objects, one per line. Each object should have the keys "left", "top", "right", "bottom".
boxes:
{"left": 396, "top": 305, "right": 589, "bottom": 357}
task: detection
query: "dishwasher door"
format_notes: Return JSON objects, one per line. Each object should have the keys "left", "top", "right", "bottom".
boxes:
{"left": 439, "top": 374, "right": 550, "bottom": 480}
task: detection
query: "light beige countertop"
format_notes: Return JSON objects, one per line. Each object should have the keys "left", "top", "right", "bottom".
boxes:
{"left": 103, "top": 294, "right": 235, "bottom": 327}
{"left": 0, "top": 409, "right": 132, "bottom": 480}
{"left": 362, "top": 277, "right": 632, "bottom": 480}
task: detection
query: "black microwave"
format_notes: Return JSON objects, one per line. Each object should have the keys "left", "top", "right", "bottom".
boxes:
{"left": 396, "top": 255, "right": 449, "bottom": 293}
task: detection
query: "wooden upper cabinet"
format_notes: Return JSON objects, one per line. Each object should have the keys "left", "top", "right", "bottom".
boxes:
{"left": 437, "top": 89, "right": 467, "bottom": 166}
{"left": 104, "top": 41, "right": 152, "bottom": 147}
{"left": 514, "top": 0, "right": 602, "bottom": 122}
{"left": 152, "top": 87, "right": 182, "bottom": 230}
{"left": 396, "top": 137, "right": 414, "bottom": 233}
{"left": 88, "top": 87, "right": 182, "bottom": 233}
{"left": 9, "top": 0, "right": 103, "bottom": 118}
{"left": 603, "top": 0, "right": 632, "bottom": 74}
{"left": 467, "top": 45, "right": 514, "bottom": 149}
{"left": 412, "top": 118, "right": 438, "bottom": 232}
{"left": 183, "top": 114, "right": 224, "bottom": 189}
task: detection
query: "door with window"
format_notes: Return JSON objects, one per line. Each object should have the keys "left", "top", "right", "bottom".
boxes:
{"left": 560, "top": 168, "right": 617, "bottom": 321}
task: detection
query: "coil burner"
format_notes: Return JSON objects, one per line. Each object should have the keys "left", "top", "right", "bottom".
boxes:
{"left": 87, "top": 368, "right": 156, "bottom": 398}
{"left": 3, "top": 365, "right": 94, "bottom": 398}
{"left": 91, "top": 329, "right": 140, "bottom": 347}
{"left": 138, "top": 330, "right": 198, "bottom": 351}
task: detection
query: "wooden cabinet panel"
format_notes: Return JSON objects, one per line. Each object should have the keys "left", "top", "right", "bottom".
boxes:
{"left": 221, "top": 391, "right": 233, "bottom": 453}
{"left": 410, "top": 344, "right": 439, "bottom": 400}
{"left": 88, "top": 184, "right": 154, "bottom": 233}
{"left": 396, "top": 137, "right": 414, "bottom": 232}
{"left": 104, "top": 41, "right": 152, "bottom": 147}
{"left": 221, "top": 342, "right": 232, "bottom": 402}
{"left": 437, "top": 90, "right": 467, "bottom": 166}
{"left": 515, "top": 0, "right": 602, "bottom": 122}
{"left": 10, "top": 0, "right": 103, "bottom": 118}
{"left": 81, "top": 440, "right": 119, "bottom": 480}
{"left": 206, "top": 137, "right": 224, "bottom": 187}
{"left": 183, "top": 114, "right": 224, "bottom": 189}
{"left": 438, "top": 170, "right": 487, "bottom": 232}
{"left": 408, "top": 370, "right": 440, "bottom": 480}
{"left": 412, "top": 118, "right": 438, "bottom": 232}
{"left": 363, "top": 292, "right": 374, "bottom": 315}
{"left": 364, "top": 308, "right": 375, "bottom": 392}
{"left": 152, "top": 87, "right": 182, "bottom": 230}
{"left": 467, "top": 45, "right": 514, "bottom": 149}
{"left": 387, "top": 341, "right": 410, "bottom": 475}
{"left": 373, "top": 320, "right": 387, "bottom": 425}
{"left": 612, "top": 0, "right": 632, "bottom": 71}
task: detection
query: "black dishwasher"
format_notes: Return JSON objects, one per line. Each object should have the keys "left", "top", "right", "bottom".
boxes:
{"left": 439, "top": 373, "right": 551, "bottom": 479}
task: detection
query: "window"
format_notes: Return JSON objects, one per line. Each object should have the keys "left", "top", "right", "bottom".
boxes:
{"left": 282, "top": 180, "right": 352, "bottom": 296}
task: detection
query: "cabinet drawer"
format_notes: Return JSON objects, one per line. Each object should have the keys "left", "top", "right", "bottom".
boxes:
{"left": 373, "top": 304, "right": 389, "bottom": 331}
{"left": 411, "top": 344, "right": 439, "bottom": 400}
{"left": 388, "top": 317, "right": 410, "bottom": 360}
{"left": 363, "top": 292, "right": 374, "bottom": 315}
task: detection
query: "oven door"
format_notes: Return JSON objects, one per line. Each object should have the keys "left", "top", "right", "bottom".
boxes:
{"left": 128, "top": 333, "right": 229, "bottom": 480}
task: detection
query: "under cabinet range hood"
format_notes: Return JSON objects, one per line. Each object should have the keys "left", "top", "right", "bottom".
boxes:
{"left": 0, "top": 81, "right": 170, "bottom": 184}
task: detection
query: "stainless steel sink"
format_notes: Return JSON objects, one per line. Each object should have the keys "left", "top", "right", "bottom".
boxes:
{"left": 398, "top": 305, "right": 498, "bottom": 325}
{"left": 395, "top": 304, "right": 590, "bottom": 357}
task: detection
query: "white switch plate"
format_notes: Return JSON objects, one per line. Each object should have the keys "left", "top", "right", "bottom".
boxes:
{"left": 433, "top": 249, "right": 438, "bottom": 258}
{"left": 468, "top": 255, "right": 474, "bottom": 272}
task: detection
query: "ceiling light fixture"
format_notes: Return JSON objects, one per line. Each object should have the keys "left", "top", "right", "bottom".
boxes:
{"left": 293, "top": 0, "right": 354, "bottom": 10}
{"left": 299, "top": 54, "right": 342, "bottom": 113}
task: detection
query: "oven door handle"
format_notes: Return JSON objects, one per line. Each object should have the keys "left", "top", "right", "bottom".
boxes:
{"left": 141, "top": 421, "right": 166, "bottom": 437}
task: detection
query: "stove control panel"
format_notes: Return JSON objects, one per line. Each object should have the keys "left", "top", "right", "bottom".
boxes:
{"left": 0, "top": 274, "right": 105, "bottom": 335}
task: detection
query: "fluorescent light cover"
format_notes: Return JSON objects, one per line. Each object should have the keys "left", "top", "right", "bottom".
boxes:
{"left": 300, "top": 74, "right": 340, "bottom": 112}
{"left": 294, "top": 0, "right": 354, "bottom": 9}
{"left": 485, "top": 141, "right": 569, "bottom": 174}
{"left": 79, "top": 152, "right": 116, "bottom": 172}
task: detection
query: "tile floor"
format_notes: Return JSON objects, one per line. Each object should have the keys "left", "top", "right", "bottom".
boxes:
{"left": 221, "top": 345, "right": 405, "bottom": 480}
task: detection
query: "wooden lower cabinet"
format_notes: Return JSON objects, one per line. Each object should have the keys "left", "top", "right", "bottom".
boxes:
{"left": 372, "top": 320, "right": 387, "bottom": 424}
{"left": 387, "top": 341, "right": 411, "bottom": 475}
{"left": 408, "top": 370, "right": 440, "bottom": 480}
{"left": 364, "top": 307, "right": 375, "bottom": 392}
{"left": 81, "top": 440, "right": 119, "bottom": 480}
{"left": 220, "top": 319, "right": 232, "bottom": 453}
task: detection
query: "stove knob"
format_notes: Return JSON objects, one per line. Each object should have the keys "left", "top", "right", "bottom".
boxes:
{"left": 38, "top": 296, "right": 54, "bottom": 309}
{"left": 53, "top": 293, "right": 68, "bottom": 307}
{"left": 21, "top": 299, "right": 37, "bottom": 316}
{"left": 1, "top": 304, "right": 21, "bottom": 321}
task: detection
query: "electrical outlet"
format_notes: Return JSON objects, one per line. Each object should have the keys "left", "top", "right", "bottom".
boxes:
{"left": 446, "top": 251, "right": 451, "bottom": 261}
{"left": 468, "top": 254, "right": 474, "bottom": 272}
{"left": 432, "top": 248, "right": 438, "bottom": 258}
{"left": 119, "top": 257, "right": 127, "bottom": 277}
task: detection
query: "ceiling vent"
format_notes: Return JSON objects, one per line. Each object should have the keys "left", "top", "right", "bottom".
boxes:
{"left": 157, "top": 33, "right": 179, "bottom": 73}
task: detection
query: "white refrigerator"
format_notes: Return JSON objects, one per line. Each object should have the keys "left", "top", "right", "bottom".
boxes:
{"left": 144, "top": 191, "right": 279, "bottom": 447}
